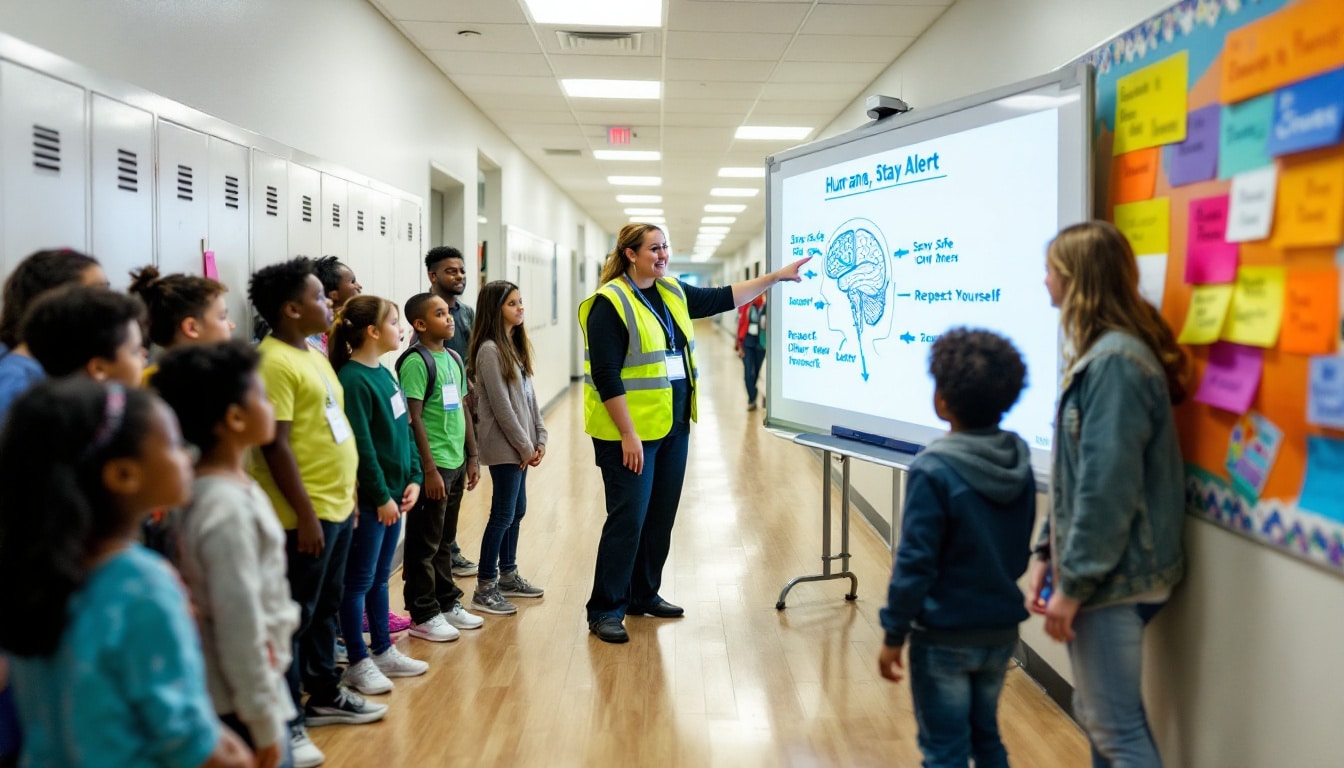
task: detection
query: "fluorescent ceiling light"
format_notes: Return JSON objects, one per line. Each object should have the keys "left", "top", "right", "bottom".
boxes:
{"left": 696, "top": 235, "right": 725, "bottom": 244}
{"left": 629, "top": 216, "right": 665, "bottom": 224}
{"left": 522, "top": 0, "right": 661, "bottom": 28}
{"left": 701, "top": 216, "right": 736, "bottom": 224}
{"left": 735, "top": 126, "right": 811, "bottom": 141}
{"left": 704, "top": 204, "right": 746, "bottom": 213}
{"left": 691, "top": 253, "right": 713, "bottom": 263}
{"left": 594, "top": 150, "right": 661, "bottom": 161}
{"left": 710, "top": 188, "right": 759, "bottom": 198}
{"left": 624, "top": 207, "right": 663, "bottom": 215}
{"left": 562, "top": 79, "right": 661, "bottom": 100}
{"left": 608, "top": 176, "right": 661, "bottom": 186}
{"left": 617, "top": 194, "right": 662, "bottom": 204}
{"left": 699, "top": 226, "right": 731, "bottom": 234}
{"left": 718, "top": 167, "right": 765, "bottom": 178}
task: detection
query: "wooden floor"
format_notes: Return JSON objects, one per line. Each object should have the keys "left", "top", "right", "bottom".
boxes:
{"left": 313, "top": 321, "right": 1087, "bottom": 767}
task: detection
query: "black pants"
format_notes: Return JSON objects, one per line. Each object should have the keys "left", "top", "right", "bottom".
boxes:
{"left": 741, "top": 335, "right": 766, "bottom": 403}
{"left": 403, "top": 465, "right": 466, "bottom": 624}
{"left": 285, "top": 514, "right": 354, "bottom": 717}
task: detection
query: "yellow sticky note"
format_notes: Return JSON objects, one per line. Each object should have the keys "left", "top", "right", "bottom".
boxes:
{"left": 1114, "top": 51, "right": 1189, "bottom": 155}
{"left": 1222, "top": 266, "right": 1287, "bottom": 347}
{"left": 1272, "top": 152, "right": 1344, "bottom": 249}
{"left": 1114, "top": 198, "right": 1170, "bottom": 256}
{"left": 1179, "top": 284, "right": 1235, "bottom": 345}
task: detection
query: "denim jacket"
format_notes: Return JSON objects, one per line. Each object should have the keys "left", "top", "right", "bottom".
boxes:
{"left": 1039, "top": 330, "right": 1185, "bottom": 607}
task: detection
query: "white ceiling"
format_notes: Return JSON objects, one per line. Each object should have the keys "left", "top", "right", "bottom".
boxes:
{"left": 368, "top": 0, "right": 954, "bottom": 261}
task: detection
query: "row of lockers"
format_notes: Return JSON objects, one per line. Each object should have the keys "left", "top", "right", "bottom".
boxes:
{"left": 0, "top": 58, "right": 423, "bottom": 332}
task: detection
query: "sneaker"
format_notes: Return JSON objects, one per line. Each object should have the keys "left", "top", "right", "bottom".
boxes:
{"left": 335, "top": 638, "right": 348, "bottom": 666}
{"left": 408, "top": 613, "right": 460, "bottom": 643}
{"left": 364, "top": 611, "right": 413, "bottom": 634}
{"left": 341, "top": 657, "right": 393, "bottom": 695}
{"left": 451, "top": 551, "right": 478, "bottom": 577}
{"left": 304, "top": 685, "right": 388, "bottom": 727}
{"left": 471, "top": 584, "right": 519, "bottom": 615}
{"left": 290, "top": 724, "right": 326, "bottom": 767}
{"left": 498, "top": 571, "right": 544, "bottom": 599}
{"left": 372, "top": 646, "right": 429, "bottom": 678}
{"left": 444, "top": 601, "right": 485, "bottom": 630}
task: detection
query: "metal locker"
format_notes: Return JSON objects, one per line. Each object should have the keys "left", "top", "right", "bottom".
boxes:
{"left": 287, "top": 162, "right": 321, "bottom": 260}
{"left": 156, "top": 120, "right": 210, "bottom": 277}
{"left": 250, "top": 150, "right": 288, "bottom": 270}
{"left": 320, "top": 173, "right": 348, "bottom": 261}
{"left": 89, "top": 93, "right": 153, "bottom": 290}
{"left": 0, "top": 61, "right": 88, "bottom": 274}
{"left": 207, "top": 137, "right": 250, "bottom": 338}
{"left": 344, "top": 182, "right": 373, "bottom": 298}
{"left": 392, "top": 198, "right": 422, "bottom": 309}
{"left": 364, "top": 189, "right": 395, "bottom": 305}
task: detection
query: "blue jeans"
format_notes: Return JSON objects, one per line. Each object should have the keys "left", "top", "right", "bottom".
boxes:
{"left": 339, "top": 505, "right": 404, "bottom": 663}
{"left": 908, "top": 641, "right": 1015, "bottom": 768}
{"left": 742, "top": 336, "right": 765, "bottom": 403}
{"left": 479, "top": 464, "right": 527, "bottom": 581}
{"left": 284, "top": 514, "right": 354, "bottom": 717}
{"left": 1068, "top": 603, "right": 1164, "bottom": 768}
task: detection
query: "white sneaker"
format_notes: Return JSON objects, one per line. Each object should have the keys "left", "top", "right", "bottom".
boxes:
{"left": 408, "top": 613, "right": 460, "bottom": 642}
{"left": 372, "top": 646, "right": 429, "bottom": 678}
{"left": 291, "top": 724, "right": 325, "bottom": 767}
{"left": 444, "top": 601, "right": 485, "bottom": 630}
{"left": 341, "top": 657, "right": 393, "bottom": 695}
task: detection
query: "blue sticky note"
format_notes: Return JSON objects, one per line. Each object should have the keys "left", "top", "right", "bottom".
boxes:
{"left": 1219, "top": 94, "right": 1274, "bottom": 179}
{"left": 1299, "top": 436, "right": 1344, "bottom": 524}
{"left": 1308, "top": 356, "right": 1344, "bottom": 429}
{"left": 1168, "top": 105, "right": 1221, "bottom": 186}
{"left": 1266, "top": 68, "right": 1344, "bottom": 157}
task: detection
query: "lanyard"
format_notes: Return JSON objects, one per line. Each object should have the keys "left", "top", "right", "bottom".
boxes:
{"left": 624, "top": 276, "right": 677, "bottom": 352}
{"left": 305, "top": 351, "right": 337, "bottom": 407}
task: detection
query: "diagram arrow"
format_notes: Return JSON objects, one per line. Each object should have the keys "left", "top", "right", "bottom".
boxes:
{"left": 900, "top": 331, "right": 915, "bottom": 343}
{"left": 808, "top": 248, "right": 823, "bottom": 259}
{"left": 893, "top": 248, "right": 910, "bottom": 259}
{"left": 838, "top": 338, "right": 846, "bottom": 351}
{"left": 803, "top": 270, "right": 817, "bottom": 279}
{"left": 814, "top": 300, "right": 827, "bottom": 310}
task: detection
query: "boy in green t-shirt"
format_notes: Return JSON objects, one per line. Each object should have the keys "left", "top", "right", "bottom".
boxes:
{"left": 399, "top": 293, "right": 483, "bottom": 642}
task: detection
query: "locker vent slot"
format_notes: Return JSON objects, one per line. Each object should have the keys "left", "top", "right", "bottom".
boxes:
{"left": 265, "top": 185, "right": 279, "bottom": 217}
{"left": 356, "top": 210, "right": 365, "bottom": 232}
{"left": 176, "top": 165, "right": 194, "bottom": 201}
{"left": 332, "top": 203, "right": 341, "bottom": 228}
{"left": 32, "top": 125, "right": 61, "bottom": 173}
{"left": 302, "top": 195, "right": 313, "bottom": 223}
{"left": 224, "top": 175, "right": 240, "bottom": 209}
{"left": 380, "top": 216, "right": 387, "bottom": 236}
{"left": 407, "top": 222, "right": 414, "bottom": 241}
{"left": 116, "top": 149, "right": 138, "bottom": 192}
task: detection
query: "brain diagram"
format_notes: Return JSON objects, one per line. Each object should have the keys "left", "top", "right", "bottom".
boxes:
{"left": 822, "top": 220, "right": 890, "bottom": 377}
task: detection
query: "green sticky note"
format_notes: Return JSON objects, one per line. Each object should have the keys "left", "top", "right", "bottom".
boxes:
{"left": 1218, "top": 94, "right": 1274, "bottom": 180}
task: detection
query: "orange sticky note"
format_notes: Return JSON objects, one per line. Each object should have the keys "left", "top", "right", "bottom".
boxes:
{"left": 1222, "top": 0, "right": 1344, "bottom": 103}
{"left": 1273, "top": 152, "right": 1344, "bottom": 249}
{"left": 1110, "top": 148, "right": 1159, "bottom": 205}
{"left": 1281, "top": 269, "right": 1340, "bottom": 354}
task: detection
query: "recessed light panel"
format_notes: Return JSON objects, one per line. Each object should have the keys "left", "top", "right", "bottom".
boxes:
{"left": 710, "top": 188, "right": 759, "bottom": 198}
{"left": 617, "top": 194, "right": 662, "bottom": 203}
{"left": 704, "top": 204, "right": 746, "bottom": 213}
{"left": 562, "top": 79, "right": 661, "bottom": 100}
{"left": 608, "top": 176, "right": 661, "bottom": 186}
{"left": 523, "top": 0, "right": 661, "bottom": 28}
{"left": 701, "top": 216, "right": 737, "bottom": 224}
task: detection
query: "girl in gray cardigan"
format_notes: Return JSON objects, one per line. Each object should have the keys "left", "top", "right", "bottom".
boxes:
{"left": 466, "top": 281, "right": 548, "bottom": 616}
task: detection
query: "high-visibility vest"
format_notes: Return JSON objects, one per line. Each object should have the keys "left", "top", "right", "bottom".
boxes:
{"left": 578, "top": 277, "right": 699, "bottom": 441}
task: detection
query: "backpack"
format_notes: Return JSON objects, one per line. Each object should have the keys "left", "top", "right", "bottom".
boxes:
{"left": 395, "top": 343, "right": 474, "bottom": 419}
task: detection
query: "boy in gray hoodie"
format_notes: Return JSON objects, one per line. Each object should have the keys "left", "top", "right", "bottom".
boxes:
{"left": 877, "top": 328, "right": 1036, "bottom": 768}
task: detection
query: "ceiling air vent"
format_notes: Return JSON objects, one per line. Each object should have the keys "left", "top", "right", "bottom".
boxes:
{"left": 555, "top": 30, "right": 645, "bottom": 53}
{"left": 543, "top": 148, "right": 582, "bottom": 157}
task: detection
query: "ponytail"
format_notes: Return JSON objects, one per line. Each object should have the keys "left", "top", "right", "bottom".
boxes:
{"left": 327, "top": 294, "right": 394, "bottom": 372}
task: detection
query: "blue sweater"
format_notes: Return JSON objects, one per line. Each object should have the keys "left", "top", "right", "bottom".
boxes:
{"left": 880, "top": 428, "right": 1036, "bottom": 648}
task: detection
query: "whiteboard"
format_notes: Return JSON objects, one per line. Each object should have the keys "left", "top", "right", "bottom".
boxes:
{"left": 764, "top": 65, "right": 1093, "bottom": 478}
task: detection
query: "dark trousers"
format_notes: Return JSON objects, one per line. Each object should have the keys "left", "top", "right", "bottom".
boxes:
{"left": 285, "top": 514, "right": 354, "bottom": 717}
{"left": 403, "top": 465, "right": 466, "bottom": 624}
{"left": 479, "top": 464, "right": 527, "bottom": 582}
{"left": 741, "top": 335, "right": 765, "bottom": 403}
{"left": 586, "top": 425, "right": 690, "bottom": 623}
{"left": 339, "top": 505, "right": 404, "bottom": 663}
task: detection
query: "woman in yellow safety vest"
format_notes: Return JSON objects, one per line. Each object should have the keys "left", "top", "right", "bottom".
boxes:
{"left": 579, "top": 222, "right": 808, "bottom": 644}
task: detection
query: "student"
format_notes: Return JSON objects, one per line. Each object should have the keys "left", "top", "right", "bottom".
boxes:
{"left": 309, "top": 257, "right": 362, "bottom": 355}
{"left": 24, "top": 285, "right": 147, "bottom": 387}
{"left": 466, "top": 281, "right": 547, "bottom": 615}
{"left": 328, "top": 296, "right": 428, "bottom": 695}
{"left": 0, "top": 377, "right": 252, "bottom": 768}
{"left": 1029, "top": 221, "right": 1187, "bottom": 768}
{"left": 398, "top": 292, "right": 483, "bottom": 641}
{"left": 152, "top": 341, "right": 301, "bottom": 768}
{"left": 247, "top": 258, "right": 384, "bottom": 766}
{"left": 734, "top": 294, "right": 766, "bottom": 411}
{"left": 129, "top": 265, "right": 235, "bottom": 384}
{"left": 876, "top": 328, "right": 1036, "bottom": 768}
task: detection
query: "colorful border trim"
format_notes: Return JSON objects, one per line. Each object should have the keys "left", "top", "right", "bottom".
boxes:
{"left": 1187, "top": 465, "right": 1344, "bottom": 569}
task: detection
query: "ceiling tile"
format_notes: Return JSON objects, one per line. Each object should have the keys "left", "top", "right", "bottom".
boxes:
{"left": 786, "top": 33, "right": 914, "bottom": 63}
{"left": 667, "top": 0, "right": 810, "bottom": 34}
{"left": 802, "top": 3, "right": 948, "bottom": 36}
{"left": 662, "top": 112, "right": 750, "bottom": 128}
{"left": 665, "top": 30, "right": 792, "bottom": 61}
{"left": 478, "top": 109, "right": 577, "bottom": 127}
{"left": 428, "top": 51, "right": 552, "bottom": 77}
{"left": 662, "top": 126, "right": 736, "bottom": 150}
{"left": 468, "top": 93, "right": 572, "bottom": 112}
{"left": 759, "top": 82, "right": 862, "bottom": 101}
{"left": 571, "top": 105, "right": 664, "bottom": 124}
{"left": 663, "top": 80, "right": 764, "bottom": 99}
{"left": 770, "top": 60, "right": 887, "bottom": 84}
{"left": 449, "top": 74, "right": 564, "bottom": 97}
{"left": 664, "top": 58, "right": 776, "bottom": 82}
{"left": 400, "top": 21, "right": 539, "bottom": 52}
{"left": 373, "top": 0, "right": 528, "bottom": 24}
{"left": 547, "top": 54, "right": 663, "bottom": 80}
{"left": 663, "top": 97, "right": 752, "bottom": 115}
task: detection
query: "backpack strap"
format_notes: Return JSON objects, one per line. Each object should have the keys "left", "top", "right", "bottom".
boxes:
{"left": 395, "top": 343, "right": 438, "bottom": 399}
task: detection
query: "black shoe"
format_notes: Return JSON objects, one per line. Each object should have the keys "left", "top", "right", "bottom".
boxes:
{"left": 629, "top": 600, "right": 684, "bottom": 619}
{"left": 589, "top": 616, "right": 629, "bottom": 644}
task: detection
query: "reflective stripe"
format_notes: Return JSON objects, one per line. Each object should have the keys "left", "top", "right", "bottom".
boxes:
{"left": 624, "top": 376, "right": 670, "bottom": 391}
{"left": 623, "top": 350, "right": 664, "bottom": 367}
{"left": 603, "top": 285, "right": 643, "bottom": 355}
{"left": 658, "top": 277, "right": 686, "bottom": 302}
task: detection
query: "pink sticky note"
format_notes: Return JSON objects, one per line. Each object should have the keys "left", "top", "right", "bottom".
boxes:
{"left": 1186, "top": 196, "right": 1239, "bottom": 284}
{"left": 203, "top": 250, "right": 219, "bottom": 280}
{"left": 1194, "top": 341, "right": 1263, "bottom": 414}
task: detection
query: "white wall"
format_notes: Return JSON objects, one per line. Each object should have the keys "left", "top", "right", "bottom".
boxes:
{"left": 0, "top": 0, "right": 608, "bottom": 407}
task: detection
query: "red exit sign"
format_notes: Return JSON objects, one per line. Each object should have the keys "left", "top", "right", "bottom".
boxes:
{"left": 607, "top": 126, "right": 632, "bottom": 145}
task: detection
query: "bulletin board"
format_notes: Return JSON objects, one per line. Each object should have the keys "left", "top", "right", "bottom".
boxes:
{"left": 1079, "top": 0, "right": 1344, "bottom": 574}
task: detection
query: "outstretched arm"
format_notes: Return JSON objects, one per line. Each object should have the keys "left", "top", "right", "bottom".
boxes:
{"left": 731, "top": 256, "right": 810, "bottom": 307}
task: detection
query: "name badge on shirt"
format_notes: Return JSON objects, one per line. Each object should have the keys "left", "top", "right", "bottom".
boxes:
{"left": 325, "top": 404, "right": 353, "bottom": 444}
{"left": 441, "top": 383, "right": 462, "bottom": 411}
{"left": 390, "top": 388, "right": 407, "bottom": 419}
{"left": 747, "top": 322, "right": 760, "bottom": 336}
{"left": 665, "top": 353, "right": 687, "bottom": 381}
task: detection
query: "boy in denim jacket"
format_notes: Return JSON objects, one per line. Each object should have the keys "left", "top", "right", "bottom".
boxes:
{"left": 877, "top": 328, "right": 1036, "bottom": 768}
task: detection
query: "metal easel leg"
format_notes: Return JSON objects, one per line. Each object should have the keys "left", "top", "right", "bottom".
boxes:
{"left": 776, "top": 450, "right": 859, "bottom": 609}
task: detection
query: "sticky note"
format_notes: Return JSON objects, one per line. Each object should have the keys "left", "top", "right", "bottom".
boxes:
{"left": 1179, "top": 284, "right": 1236, "bottom": 344}
{"left": 1221, "top": 0, "right": 1344, "bottom": 104}
{"left": 1114, "top": 198, "right": 1170, "bottom": 256}
{"left": 1308, "top": 355, "right": 1344, "bottom": 429}
{"left": 1136, "top": 253, "right": 1168, "bottom": 309}
{"left": 1298, "top": 435, "right": 1344, "bottom": 524}
{"left": 1219, "top": 95, "right": 1274, "bottom": 179}
{"left": 1114, "top": 51, "right": 1188, "bottom": 155}
{"left": 203, "top": 250, "right": 218, "bottom": 280}
{"left": 1223, "top": 265, "right": 1286, "bottom": 347}
{"left": 1282, "top": 269, "right": 1340, "bottom": 354}
{"left": 1226, "top": 166, "right": 1278, "bottom": 242}
{"left": 1225, "top": 411, "right": 1283, "bottom": 501}
{"left": 1272, "top": 152, "right": 1344, "bottom": 249}
{"left": 1168, "top": 104, "right": 1221, "bottom": 186}
{"left": 1111, "top": 148, "right": 1160, "bottom": 205}
{"left": 1267, "top": 67, "right": 1344, "bottom": 157}
{"left": 1186, "top": 195, "right": 1240, "bottom": 284}
{"left": 1195, "top": 342, "right": 1264, "bottom": 414}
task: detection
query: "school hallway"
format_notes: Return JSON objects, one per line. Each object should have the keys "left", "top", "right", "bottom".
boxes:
{"left": 313, "top": 321, "right": 1087, "bottom": 766}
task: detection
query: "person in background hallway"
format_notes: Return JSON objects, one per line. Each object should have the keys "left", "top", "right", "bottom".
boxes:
{"left": 579, "top": 222, "right": 808, "bottom": 644}
{"left": 1028, "top": 221, "right": 1187, "bottom": 768}
{"left": 734, "top": 293, "right": 767, "bottom": 411}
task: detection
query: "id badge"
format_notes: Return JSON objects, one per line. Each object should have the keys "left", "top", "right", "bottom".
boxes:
{"left": 325, "top": 404, "right": 353, "bottom": 444}
{"left": 390, "top": 389, "right": 407, "bottom": 419}
{"left": 747, "top": 322, "right": 760, "bottom": 336}
{"left": 441, "top": 383, "right": 462, "bottom": 411}
{"left": 665, "top": 353, "right": 687, "bottom": 381}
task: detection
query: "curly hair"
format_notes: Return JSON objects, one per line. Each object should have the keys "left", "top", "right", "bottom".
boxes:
{"left": 425, "top": 246, "right": 463, "bottom": 272}
{"left": 128, "top": 264, "right": 227, "bottom": 347}
{"left": 247, "top": 257, "right": 316, "bottom": 329}
{"left": 150, "top": 341, "right": 260, "bottom": 455}
{"left": 928, "top": 327, "right": 1027, "bottom": 430}
{"left": 0, "top": 249, "right": 101, "bottom": 348}
{"left": 24, "top": 286, "right": 146, "bottom": 377}
{"left": 314, "top": 255, "right": 348, "bottom": 296}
